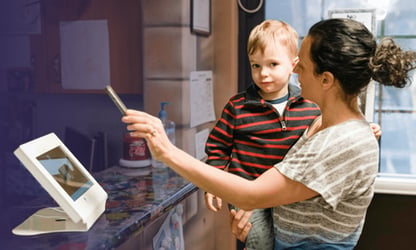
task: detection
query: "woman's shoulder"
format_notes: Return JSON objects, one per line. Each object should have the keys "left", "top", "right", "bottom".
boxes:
{"left": 321, "top": 119, "right": 378, "bottom": 152}
{"left": 310, "top": 119, "right": 377, "bottom": 150}
{"left": 332, "top": 119, "right": 373, "bottom": 136}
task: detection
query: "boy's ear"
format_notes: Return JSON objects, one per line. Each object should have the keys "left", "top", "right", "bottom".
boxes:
{"left": 292, "top": 56, "right": 299, "bottom": 66}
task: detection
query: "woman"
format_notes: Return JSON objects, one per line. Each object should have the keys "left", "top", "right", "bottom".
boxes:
{"left": 122, "top": 18, "right": 416, "bottom": 249}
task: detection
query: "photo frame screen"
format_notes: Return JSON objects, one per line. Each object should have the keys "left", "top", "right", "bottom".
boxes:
{"left": 36, "top": 146, "right": 93, "bottom": 201}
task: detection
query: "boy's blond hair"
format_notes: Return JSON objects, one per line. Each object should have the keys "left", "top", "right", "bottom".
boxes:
{"left": 247, "top": 20, "right": 298, "bottom": 58}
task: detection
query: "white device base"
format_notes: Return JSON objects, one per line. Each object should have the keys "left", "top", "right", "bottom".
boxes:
{"left": 12, "top": 207, "right": 89, "bottom": 236}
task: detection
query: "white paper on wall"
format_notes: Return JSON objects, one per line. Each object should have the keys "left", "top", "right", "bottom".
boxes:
{"left": 195, "top": 128, "right": 209, "bottom": 160}
{"left": 60, "top": 20, "right": 110, "bottom": 90}
{"left": 189, "top": 70, "right": 216, "bottom": 128}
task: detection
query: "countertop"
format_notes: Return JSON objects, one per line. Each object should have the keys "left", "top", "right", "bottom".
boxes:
{"left": 3, "top": 166, "right": 198, "bottom": 249}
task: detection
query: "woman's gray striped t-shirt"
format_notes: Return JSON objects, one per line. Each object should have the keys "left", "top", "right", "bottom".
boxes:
{"left": 273, "top": 119, "right": 379, "bottom": 248}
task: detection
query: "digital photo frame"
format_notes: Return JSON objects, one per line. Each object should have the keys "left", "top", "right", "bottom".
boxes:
{"left": 12, "top": 133, "right": 108, "bottom": 236}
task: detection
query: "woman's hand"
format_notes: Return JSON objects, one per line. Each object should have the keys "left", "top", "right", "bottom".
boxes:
{"left": 369, "top": 123, "right": 382, "bottom": 140}
{"left": 121, "top": 109, "right": 173, "bottom": 162}
{"left": 230, "top": 208, "right": 252, "bottom": 243}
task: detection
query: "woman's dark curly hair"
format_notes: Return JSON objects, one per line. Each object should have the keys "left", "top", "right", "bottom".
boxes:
{"left": 308, "top": 18, "right": 416, "bottom": 96}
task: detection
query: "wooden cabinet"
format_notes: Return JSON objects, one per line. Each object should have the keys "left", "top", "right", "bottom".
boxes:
{"left": 31, "top": 0, "right": 143, "bottom": 94}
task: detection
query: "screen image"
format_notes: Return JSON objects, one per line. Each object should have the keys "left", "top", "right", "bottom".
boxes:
{"left": 37, "top": 146, "right": 93, "bottom": 201}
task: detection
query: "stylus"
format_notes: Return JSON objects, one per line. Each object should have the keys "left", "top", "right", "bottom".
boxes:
{"left": 105, "top": 85, "right": 128, "bottom": 115}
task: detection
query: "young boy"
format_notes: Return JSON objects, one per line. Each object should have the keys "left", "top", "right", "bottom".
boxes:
{"left": 204, "top": 20, "right": 321, "bottom": 250}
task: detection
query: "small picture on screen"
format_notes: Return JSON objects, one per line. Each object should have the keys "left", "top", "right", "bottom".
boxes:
{"left": 36, "top": 146, "right": 93, "bottom": 201}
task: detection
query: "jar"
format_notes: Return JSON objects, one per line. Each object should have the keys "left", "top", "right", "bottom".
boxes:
{"left": 119, "top": 133, "right": 151, "bottom": 168}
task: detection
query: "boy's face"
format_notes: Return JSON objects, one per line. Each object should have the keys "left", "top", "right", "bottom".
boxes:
{"left": 249, "top": 44, "right": 297, "bottom": 100}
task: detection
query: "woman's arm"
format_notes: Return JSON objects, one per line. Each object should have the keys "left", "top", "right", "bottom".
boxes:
{"left": 122, "top": 109, "right": 318, "bottom": 210}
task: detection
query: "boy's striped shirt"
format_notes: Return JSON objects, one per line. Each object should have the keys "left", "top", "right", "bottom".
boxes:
{"left": 205, "top": 84, "right": 320, "bottom": 179}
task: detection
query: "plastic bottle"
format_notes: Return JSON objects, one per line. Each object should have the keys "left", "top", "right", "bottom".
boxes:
{"left": 153, "top": 102, "right": 176, "bottom": 168}
{"left": 158, "top": 102, "right": 176, "bottom": 145}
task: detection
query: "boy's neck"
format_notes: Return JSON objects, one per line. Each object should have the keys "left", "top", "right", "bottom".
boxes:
{"left": 266, "top": 93, "right": 289, "bottom": 103}
{"left": 257, "top": 87, "right": 289, "bottom": 101}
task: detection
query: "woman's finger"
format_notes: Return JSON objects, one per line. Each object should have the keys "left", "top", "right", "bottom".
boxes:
{"left": 230, "top": 209, "right": 253, "bottom": 242}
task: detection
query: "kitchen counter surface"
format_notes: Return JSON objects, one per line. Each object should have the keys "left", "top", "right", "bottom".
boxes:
{"left": 3, "top": 166, "right": 197, "bottom": 249}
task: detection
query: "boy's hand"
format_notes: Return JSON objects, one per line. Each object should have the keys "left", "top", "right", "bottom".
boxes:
{"left": 204, "top": 192, "right": 223, "bottom": 212}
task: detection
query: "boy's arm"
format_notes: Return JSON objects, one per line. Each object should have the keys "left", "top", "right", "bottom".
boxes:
{"left": 204, "top": 101, "right": 235, "bottom": 211}
{"left": 205, "top": 101, "right": 236, "bottom": 169}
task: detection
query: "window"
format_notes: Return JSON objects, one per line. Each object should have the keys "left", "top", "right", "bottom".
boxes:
{"left": 266, "top": 0, "right": 416, "bottom": 194}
